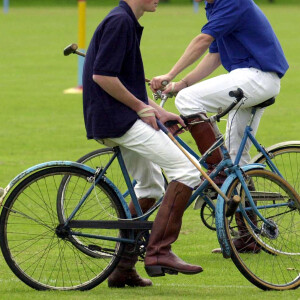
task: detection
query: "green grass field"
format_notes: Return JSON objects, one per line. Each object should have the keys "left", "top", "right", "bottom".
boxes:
{"left": 0, "top": 2, "right": 300, "bottom": 299}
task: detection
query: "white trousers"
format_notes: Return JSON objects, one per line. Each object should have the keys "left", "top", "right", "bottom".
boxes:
{"left": 107, "top": 120, "right": 201, "bottom": 200}
{"left": 175, "top": 68, "right": 281, "bottom": 166}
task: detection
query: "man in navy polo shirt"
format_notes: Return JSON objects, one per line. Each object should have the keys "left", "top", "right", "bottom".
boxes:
{"left": 83, "top": 0, "right": 203, "bottom": 288}
{"left": 151, "top": 0, "right": 288, "bottom": 253}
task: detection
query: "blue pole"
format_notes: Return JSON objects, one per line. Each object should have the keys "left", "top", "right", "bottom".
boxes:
{"left": 78, "top": 52, "right": 85, "bottom": 87}
{"left": 193, "top": 0, "right": 199, "bottom": 13}
{"left": 3, "top": 0, "right": 9, "bottom": 13}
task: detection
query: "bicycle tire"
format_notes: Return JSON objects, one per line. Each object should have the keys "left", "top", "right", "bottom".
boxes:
{"left": 0, "top": 166, "right": 126, "bottom": 291}
{"left": 252, "top": 144, "right": 300, "bottom": 194}
{"left": 200, "top": 201, "right": 216, "bottom": 231}
{"left": 76, "top": 148, "right": 130, "bottom": 197}
{"left": 223, "top": 169, "right": 300, "bottom": 290}
{"left": 76, "top": 147, "right": 169, "bottom": 193}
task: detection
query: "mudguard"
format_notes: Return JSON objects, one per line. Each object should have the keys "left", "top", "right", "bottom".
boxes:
{"left": 250, "top": 140, "right": 300, "bottom": 163}
{"left": 215, "top": 163, "right": 265, "bottom": 258}
{"left": 0, "top": 161, "right": 131, "bottom": 218}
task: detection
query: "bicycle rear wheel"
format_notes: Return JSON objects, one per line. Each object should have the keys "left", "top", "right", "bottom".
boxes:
{"left": 252, "top": 144, "right": 300, "bottom": 194}
{"left": 0, "top": 166, "right": 126, "bottom": 291}
{"left": 223, "top": 169, "right": 300, "bottom": 290}
{"left": 76, "top": 148, "right": 130, "bottom": 198}
{"left": 76, "top": 147, "right": 168, "bottom": 195}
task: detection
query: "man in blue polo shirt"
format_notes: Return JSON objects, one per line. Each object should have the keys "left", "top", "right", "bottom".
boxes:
{"left": 151, "top": 0, "right": 288, "bottom": 252}
{"left": 83, "top": 0, "right": 203, "bottom": 288}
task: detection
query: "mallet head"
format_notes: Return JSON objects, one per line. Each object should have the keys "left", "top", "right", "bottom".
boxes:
{"left": 64, "top": 43, "right": 78, "bottom": 56}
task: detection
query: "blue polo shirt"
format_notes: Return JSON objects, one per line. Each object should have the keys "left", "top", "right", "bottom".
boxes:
{"left": 82, "top": 1, "right": 148, "bottom": 139}
{"left": 202, "top": 0, "right": 289, "bottom": 78}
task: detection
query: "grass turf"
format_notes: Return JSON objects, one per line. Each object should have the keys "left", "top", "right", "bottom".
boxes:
{"left": 0, "top": 2, "right": 299, "bottom": 299}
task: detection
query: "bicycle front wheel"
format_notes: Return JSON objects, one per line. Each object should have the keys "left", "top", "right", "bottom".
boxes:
{"left": 0, "top": 166, "right": 126, "bottom": 291}
{"left": 223, "top": 169, "right": 300, "bottom": 290}
{"left": 252, "top": 144, "right": 300, "bottom": 194}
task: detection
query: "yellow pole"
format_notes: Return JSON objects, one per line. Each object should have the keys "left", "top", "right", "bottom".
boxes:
{"left": 63, "top": 0, "right": 86, "bottom": 94}
{"left": 78, "top": 0, "right": 86, "bottom": 50}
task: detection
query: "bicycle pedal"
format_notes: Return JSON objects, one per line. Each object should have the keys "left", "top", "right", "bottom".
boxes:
{"left": 203, "top": 188, "right": 218, "bottom": 199}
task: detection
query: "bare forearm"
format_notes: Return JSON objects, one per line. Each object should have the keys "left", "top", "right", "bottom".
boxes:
{"left": 92, "top": 75, "right": 145, "bottom": 112}
{"left": 149, "top": 98, "right": 165, "bottom": 114}
{"left": 168, "top": 33, "right": 215, "bottom": 79}
{"left": 182, "top": 52, "right": 221, "bottom": 86}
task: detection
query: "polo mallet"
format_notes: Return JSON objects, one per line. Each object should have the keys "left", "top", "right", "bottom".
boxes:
{"left": 157, "top": 120, "right": 240, "bottom": 217}
{"left": 64, "top": 43, "right": 152, "bottom": 83}
{"left": 64, "top": 43, "right": 86, "bottom": 57}
{"left": 63, "top": 43, "right": 241, "bottom": 215}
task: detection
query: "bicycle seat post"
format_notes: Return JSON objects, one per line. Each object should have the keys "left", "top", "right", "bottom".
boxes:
{"left": 248, "top": 107, "right": 258, "bottom": 128}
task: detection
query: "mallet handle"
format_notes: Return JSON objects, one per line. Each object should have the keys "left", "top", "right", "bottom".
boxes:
{"left": 157, "top": 121, "right": 231, "bottom": 202}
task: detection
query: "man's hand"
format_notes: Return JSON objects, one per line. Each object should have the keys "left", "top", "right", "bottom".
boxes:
{"left": 150, "top": 74, "right": 173, "bottom": 92}
{"left": 162, "top": 81, "right": 187, "bottom": 96}
{"left": 159, "top": 111, "right": 186, "bottom": 135}
{"left": 137, "top": 104, "right": 161, "bottom": 131}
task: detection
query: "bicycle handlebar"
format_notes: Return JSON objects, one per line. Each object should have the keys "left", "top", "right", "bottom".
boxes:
{"left": 63, "top": 43, "right": 244, "bottom": 126}
{"left": 229, "top": 88, "right": 244, "bottom": 99}
{"left": 215, "top": 88, "right": 244, "bottom": 121}
{"left": 164, "top": 88, "right": 244, "bottom": 128}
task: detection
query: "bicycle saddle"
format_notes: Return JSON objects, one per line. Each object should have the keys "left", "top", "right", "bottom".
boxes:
{"left": 253, "top": 97, "right": 275, "bottom": 109}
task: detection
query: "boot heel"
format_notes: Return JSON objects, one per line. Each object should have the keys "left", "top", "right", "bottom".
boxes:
{"left": 145, "top": 265, "right": 165, "bottom": 277}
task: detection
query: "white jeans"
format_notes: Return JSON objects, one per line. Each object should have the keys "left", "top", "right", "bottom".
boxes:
{"left": 175, "top": 68, "right": 280, "bottom": 166}
{"left": 107, "top": 120, "right": 201, "bottom": 200}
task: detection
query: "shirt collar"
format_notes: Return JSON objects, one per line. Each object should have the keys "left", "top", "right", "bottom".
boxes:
{"left": 119, "top": 1, "right": 142, "bottom": 28}
{"left": 205, "top": 1, "right": 215, "bottom": 9}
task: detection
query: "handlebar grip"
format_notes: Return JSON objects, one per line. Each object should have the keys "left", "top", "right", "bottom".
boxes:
{"left": 215, "top": 88, "right": 244, "bottom": 121}
{"left": 229, "top": 88, "right": 244, "bottom": 99}
{"left": 164, "top": 120, "right": 179, "bottom": 127}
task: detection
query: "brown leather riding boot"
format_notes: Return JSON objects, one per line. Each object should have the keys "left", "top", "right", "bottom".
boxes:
{"left": 212, "top": 183, "right": 261, "bottom": 254}
{"left": 108, "top": 198, "right": 156, "bottom": 288}
{"left": 188, "top": 113, "right": 223, "bottom": 166}
{"left": 232, "top": 201, "right": 261, "bottom": 253}
{"left": 144, "top": 181, "right": 203, "bottom": 277}
{"left": 188, "top": 114, "right": 225, "bottom": 185}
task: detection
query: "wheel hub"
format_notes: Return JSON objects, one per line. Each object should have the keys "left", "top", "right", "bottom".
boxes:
{"left": 261, "top": 219, "right": 279, "bottom": 239}
{"left": 55, "top": 224, "right": 70, "bottom": 239}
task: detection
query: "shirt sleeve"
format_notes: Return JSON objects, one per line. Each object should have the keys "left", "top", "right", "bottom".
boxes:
{"left": 93, "top": 16, "right": 130, "bottom": 76}
{"left": 209, "top": 40, "right": 218, "bottom": 53}
{"left": 201, "top": 0, "right": 240, "bottom": 40}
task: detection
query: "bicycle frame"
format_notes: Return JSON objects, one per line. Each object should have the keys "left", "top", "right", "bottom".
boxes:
{"left": 63, "top": 133, "right": 279, "bottom": 247}
{"left": 0, "top": 99, "right": 290, "bottom": 250}
{"left": 234, "top": 106, "right": 283, "bottom": 177}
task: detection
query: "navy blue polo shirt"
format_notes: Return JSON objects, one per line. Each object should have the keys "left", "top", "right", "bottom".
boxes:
{"left": 82, "top": 1, "right": 148, "bottom": 139}
{"left": 202, "top": 0, "right": 289, "bottom": 78}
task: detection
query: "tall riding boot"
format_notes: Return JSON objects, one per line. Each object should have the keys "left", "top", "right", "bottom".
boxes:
{"left": 232, "top": 200, "right": 261, "bottom": 253}
{"left": 108, "top": 198, "right": 156, "bottom": 288}
{"left": 212, "top": 183, "right": 261, "bottom": 254}
{"left": 144, "top": 181, "right": 203, "bottom": 277}
{"left": 188, "top": 114, "right": 225, "bottom": 186}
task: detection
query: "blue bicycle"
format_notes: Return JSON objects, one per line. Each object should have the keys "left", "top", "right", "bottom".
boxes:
{"left": 0, "top": 88, "right": 299, "bottom": 291}
{"left": 74, "top": 91, "right": 300, "bottom": 231}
